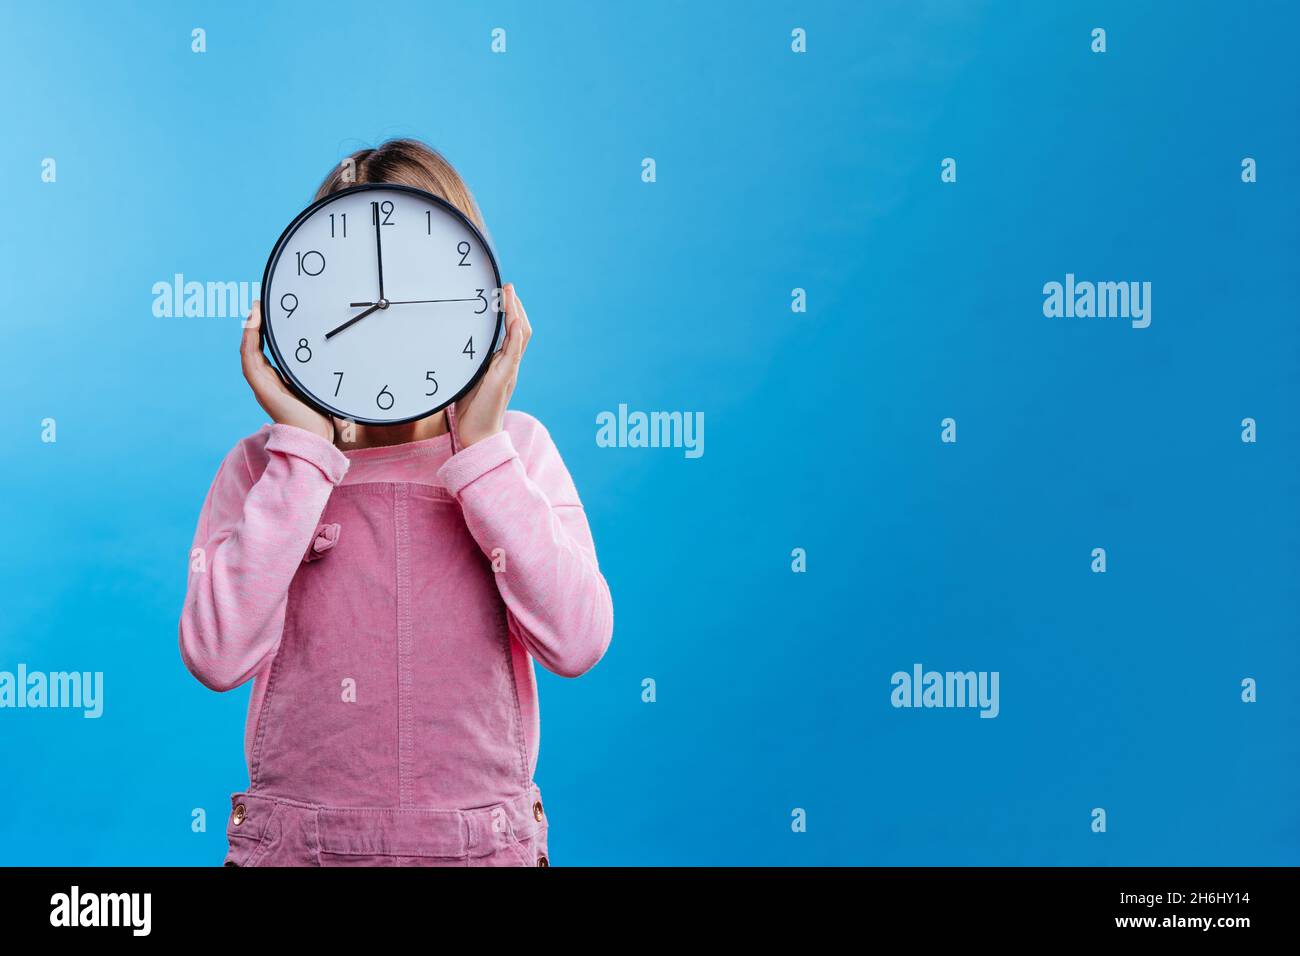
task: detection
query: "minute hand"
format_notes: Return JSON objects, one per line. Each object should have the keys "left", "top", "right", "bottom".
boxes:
{"left": 348, "top": 297, "right": 479, "bottom": 306}
{"left": 371, "top": 202, "right": 386, "bottom": 300}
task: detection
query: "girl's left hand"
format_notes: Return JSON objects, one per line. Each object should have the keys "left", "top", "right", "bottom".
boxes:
{"left": 453, "top": 283, "right": 531, "bottom": 448}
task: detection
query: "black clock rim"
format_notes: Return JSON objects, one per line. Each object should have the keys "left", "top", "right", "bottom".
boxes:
{"left": 259, "top": 182, "right": 505, "bottom": 427}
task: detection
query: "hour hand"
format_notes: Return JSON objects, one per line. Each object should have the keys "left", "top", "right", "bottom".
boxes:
{"left": 326, "top": 301, "right": 384, "bottom": 340}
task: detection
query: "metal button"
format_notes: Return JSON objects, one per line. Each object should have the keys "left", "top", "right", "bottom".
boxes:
{"left": 536, "top": 855, "right": 549, "bottom": 867}
{"left": 232, "top": 803, "right": 247, "bottom": 826}
{"left": 532, "top": 801, "right": 544, "bottom": 822}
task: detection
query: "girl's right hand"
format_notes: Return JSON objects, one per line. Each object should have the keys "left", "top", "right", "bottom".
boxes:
{"left": 241, "top": 301, "right": 334, "bottom": 442}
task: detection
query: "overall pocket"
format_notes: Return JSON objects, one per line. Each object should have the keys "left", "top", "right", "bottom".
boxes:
{"left": 472, "top": 796, "right": 550, "bottom": 867}
{"left": 504, "top": 821, "right": 550, "bottom": 868}
{"left": 222, "top": 797, "right": 281, "bottom": 867}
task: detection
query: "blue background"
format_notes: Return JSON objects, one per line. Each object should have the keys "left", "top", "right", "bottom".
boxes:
{"left": 1, "top": 1, "right": 1296, "bottom": 865}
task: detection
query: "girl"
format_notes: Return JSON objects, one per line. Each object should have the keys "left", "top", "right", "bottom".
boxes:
{"left": 179, "top": 140, "right": 613, "bottom": 867}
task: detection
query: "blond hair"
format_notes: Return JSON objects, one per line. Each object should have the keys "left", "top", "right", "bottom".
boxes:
{"left": 314, "top": 139, "right": 488, "bottom": 235}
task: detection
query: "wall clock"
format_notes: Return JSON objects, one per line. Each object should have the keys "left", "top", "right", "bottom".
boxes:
{"left": 260, "top": 183, "right": 503, "bottom": 425}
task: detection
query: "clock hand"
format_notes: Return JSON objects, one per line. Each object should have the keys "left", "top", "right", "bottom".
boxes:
{"left": 349, "top": 297, "right": 479, "bottom": 306}
{"left": 325, "top": 300, "right": 386, "bottom": 340}
{"left": 371, "top": 201, "right": 386, "bottom": 301}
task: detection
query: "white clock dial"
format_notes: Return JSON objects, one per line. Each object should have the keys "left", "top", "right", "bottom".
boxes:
{"left": 261, "top": 184, "right": 503, "bottom": 425}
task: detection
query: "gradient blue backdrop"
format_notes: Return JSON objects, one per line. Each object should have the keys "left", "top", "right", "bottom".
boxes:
{"left": 1, "top": 1, "right": 1297, "bottom": 865}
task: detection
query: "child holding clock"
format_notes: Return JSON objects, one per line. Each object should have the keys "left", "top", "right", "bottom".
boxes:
{"left": 178, "top": 139, "right": 613, "bottom": 867}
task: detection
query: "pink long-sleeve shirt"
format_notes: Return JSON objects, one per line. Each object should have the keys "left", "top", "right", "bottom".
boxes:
{"left": 179, "top": 411, "right": 613, "bottom": 787}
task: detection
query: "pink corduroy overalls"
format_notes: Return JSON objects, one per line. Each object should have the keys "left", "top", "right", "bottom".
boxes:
{"left": 181, "top": 405, "right": 613, "bottom": 867}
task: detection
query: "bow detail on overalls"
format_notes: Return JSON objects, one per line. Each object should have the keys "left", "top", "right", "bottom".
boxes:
{"left": 302, "top": 522, "right": 341, "bottom": 563}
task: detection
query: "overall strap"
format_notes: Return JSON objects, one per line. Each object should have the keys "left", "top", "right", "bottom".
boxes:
{"left": 445, "top": 402, "right": 461, "bottom": 455}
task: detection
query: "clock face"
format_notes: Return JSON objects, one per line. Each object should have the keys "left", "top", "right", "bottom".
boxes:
{"left": 261, "top": 184, "right": 503, "bottom": 425}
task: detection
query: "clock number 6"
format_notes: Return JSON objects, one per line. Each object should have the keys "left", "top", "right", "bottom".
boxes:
{"left": 376, "top": 385, "right": 395, "bottom": 411}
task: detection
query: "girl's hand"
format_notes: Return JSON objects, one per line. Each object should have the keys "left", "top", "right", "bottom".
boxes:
{"left": 241, "top": 301, "right": 334, "bottom": 442}
{"left": 454, "top": 283, "right": 531, "bottom": 448}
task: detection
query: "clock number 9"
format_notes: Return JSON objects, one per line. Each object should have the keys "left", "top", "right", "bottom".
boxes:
{"left": 295, "top": 250, "right": 325, "bottom": 276}
{"left": 281, "top": 293, "right": 298, "bottom": 318}
{"left": 376, "top": 385, "right": 395, "bottom": 411}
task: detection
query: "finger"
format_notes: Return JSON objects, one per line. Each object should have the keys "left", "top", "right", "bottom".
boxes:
{"left": 488, "top": 297, "right": 519, "bottom": 364}
{"left": 241, "top": 300, "right": 261, "bottom": 348}
{"left": 485, "top": 332, "right": 522, "bottom": 410}
{"left": 239, "top": 304, "right": 280, "bottom": 417}
{"left": 495, "top": 299, "right": 510, "bottom": 355}
{"left": 481, "top": 336, "right": 510, "bottom": 387}
{"left": 487, "top": 308, "right": 523, "bottom": 381}
{"left": 241, "top": 302, "right": 291, "bottom": 396}
{"left": 504, "top": 284, "right": 531, "bottom": 359}
{"left": 509, "top": 285, "right": 532, "bottom": 348}
{"left": 240, "top": 302, "right": 265, "bottom": 380}
{"left": 506, "top": 296, "right": 526, "bottom": 367}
